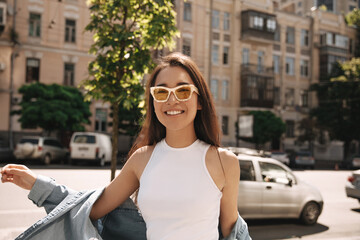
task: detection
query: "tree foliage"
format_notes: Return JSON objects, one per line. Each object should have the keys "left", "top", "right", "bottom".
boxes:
{"left": 12, "top": 83, "right": 91, "bottom": 135}
{"left": 239, "top": 111, "right": 286, "bottom": 149}
{"left": 311, "top": 58, "right": 360, "bottom": 162}
{"left": 346, "top": 8, "right": 360, "bottom": 57}
{"left": 83, "top": 0, "right": 179, "bottom": 179}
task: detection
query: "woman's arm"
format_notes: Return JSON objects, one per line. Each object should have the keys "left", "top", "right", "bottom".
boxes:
{"left": 90, "top": 146, "right": 152, "bottom": 220}
{"left": 218, "top": 150, "right": 240, "bottom": 237}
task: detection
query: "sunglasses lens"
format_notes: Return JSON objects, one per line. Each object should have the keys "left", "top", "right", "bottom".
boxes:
{"left": 175, "top": 86, "right": 191, "bottom": 100}
{"left": 153, "top": 88, "right": 169, "bottom": 101}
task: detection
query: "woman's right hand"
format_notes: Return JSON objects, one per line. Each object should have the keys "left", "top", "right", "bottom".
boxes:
{"left": 1, "top": 164, "right": 37, "bottom": 190}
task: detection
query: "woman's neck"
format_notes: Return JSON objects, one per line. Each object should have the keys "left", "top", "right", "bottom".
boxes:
{"left": 165, "top": 127, "right": 197, "bottom": 148}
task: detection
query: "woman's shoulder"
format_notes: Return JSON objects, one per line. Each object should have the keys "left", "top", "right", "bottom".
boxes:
{"left": 129, "top": 145, "right": 156, "bottom": 163}
{"left": 207, "top": 147, "right": 239, "bottom": 173}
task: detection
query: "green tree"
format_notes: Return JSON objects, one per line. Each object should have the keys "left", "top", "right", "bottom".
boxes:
{"left": 83, "top": 0, "right": 178, "bottom": 180}
{"left": 238, "top": 111, "right": 286, "bottom": 150}
{"left": 346, "top": 8, "right": 360, "bottom": 57}
{"left": 311, "top": 58, "right": 360, "bottom": 165}
{"left": 12, "top": 82, "right": 91, "bottom": 135}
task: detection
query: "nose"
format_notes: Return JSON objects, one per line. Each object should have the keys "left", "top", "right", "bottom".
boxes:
{"left": 167, "top": 92, "right": 179, "bottom": 103}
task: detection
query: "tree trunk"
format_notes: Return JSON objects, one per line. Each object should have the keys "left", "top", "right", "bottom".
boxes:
{"left": 111, "top": 102, "right": 119, "bottom": 181}
{"left": 343, "top": 140, "right": 351, "bottom": 169}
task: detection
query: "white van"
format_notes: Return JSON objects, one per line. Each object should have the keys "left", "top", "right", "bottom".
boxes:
{"left": 69, "top": 132, "right": 112, "bottom": 166}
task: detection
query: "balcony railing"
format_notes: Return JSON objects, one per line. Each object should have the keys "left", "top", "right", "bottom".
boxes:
{"left": 241, "top": 64, "right": 274, "bottom": 77}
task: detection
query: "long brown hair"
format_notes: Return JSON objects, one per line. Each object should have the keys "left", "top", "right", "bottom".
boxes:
{"left": 128, "top": 52, "right": 221, "bottom": 157}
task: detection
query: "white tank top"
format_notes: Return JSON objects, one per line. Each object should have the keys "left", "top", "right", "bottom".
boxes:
{"left": 137, "top": 139, "right": 222, "bottom": 240}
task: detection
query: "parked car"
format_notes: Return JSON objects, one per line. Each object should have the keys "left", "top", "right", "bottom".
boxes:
{"left": 345, "top": 169, "right": 360, "bottom": 203}
{"left": 69, "top": 132, "right": 112, "bottom": 166}
{"left": 294, "top": 151, "right": 315, "bottom": 169}
{"left": 270, "top": 151, "right": 290, "bottom": 165}
{"left": 13, "top": 136, "right": 68, "bottom": 165}
{"left": 237, "top": 154, "right": 323, "bottom": 225}
{"left": 350, "top": 155, "right": 360, "bottom": 169}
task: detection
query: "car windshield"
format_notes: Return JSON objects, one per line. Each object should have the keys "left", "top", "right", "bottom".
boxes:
{"left": 20, "top": 139, "right": 39, "bottom": 144}
{"left": 73, "top": 135, "right": 96, "bottom": 144}
{"left": 297, "top": 152, "right": 311, "bottom": 156}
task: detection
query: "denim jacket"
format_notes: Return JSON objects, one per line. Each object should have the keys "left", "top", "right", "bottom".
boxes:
{"left": 16, "top": 175, "right": 251, "bottom": 240}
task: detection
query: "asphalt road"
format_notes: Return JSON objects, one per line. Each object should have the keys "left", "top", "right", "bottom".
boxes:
{"left": 0, "top": 164, "right": 359, "bottom": 240}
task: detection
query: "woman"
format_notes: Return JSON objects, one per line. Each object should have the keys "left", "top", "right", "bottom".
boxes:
{"left": 2, "top": 53, "right": 249, "bottom": 240}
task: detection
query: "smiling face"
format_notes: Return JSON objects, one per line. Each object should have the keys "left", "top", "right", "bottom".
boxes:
{"left": 153, "top": 66, "right": 201, "bottom": 134}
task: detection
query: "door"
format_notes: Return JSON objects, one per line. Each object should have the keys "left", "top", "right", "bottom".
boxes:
{"left": 238, "top": 160, "right": 262, "bottom": 217}
{"left": 259, "top": 161, "right": 301, "bottom": 217}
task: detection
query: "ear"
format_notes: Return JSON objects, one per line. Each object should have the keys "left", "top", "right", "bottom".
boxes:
{"left": 197, "top": 100, "right": 202, "bottom": 110}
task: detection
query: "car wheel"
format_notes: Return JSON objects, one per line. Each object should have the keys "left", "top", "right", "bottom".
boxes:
{"left": 44, "top": 154, "right": 52, "bottom": 165}
{"left": 300, "top": 202, "right": 320, "bottom": 225}
{"left": 99, "top": 156, "right": 105, "bottom": 167}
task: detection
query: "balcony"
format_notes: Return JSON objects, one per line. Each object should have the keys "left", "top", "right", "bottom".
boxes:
{"left": 241, "top": 10, "right": 276, "bottom": 44}
{"left": 240, "top": 64, "right": 274, "bottom": 108}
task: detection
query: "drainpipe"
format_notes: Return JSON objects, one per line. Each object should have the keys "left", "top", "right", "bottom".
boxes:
{"left": 9, "top": 0, "right": 17, "bottom": 150}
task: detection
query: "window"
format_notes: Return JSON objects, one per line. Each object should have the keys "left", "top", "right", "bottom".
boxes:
{"left": 274, "top": 87, "right": 280, "bottom": 105}
{"left": 212, "top": 10, "right": 220, "bottom": 29}
{"left": 286, "top": 120, "right": 295, "bottom": 138}
{"left": 239, "top": 160, "right": 256, "bottom": 181}
{"left": 29, "top": 13, "right": 41, "bottom": 37}
{"left": 300, "top": 90, "right": 308, "bottom": 107}
{"left": 257, "top": 51, "right": 264, "bottom": 73}
{"left": 259, "top": 162, "right": 295, "bottom": 184}
{"left": 64, "top": 63, "right": 75, "bottom": 86}
{"left": 266, "top": 19, "right": 276, "bottom": 32}
{"left": 274, "top": 25, "right": 280, "bottom": 41}
{"left": 273, "top": 55, "right": 280, "bottom": 74}
{"left": 26, "top": 58, "right": 40, "bottom": 83}
{"left": 210, "top": 79, "right": 218, "bottom": 100}
{"left": 285, "top": 57, "right": 295, "bottom": 75}
{"left": 223, "top": 12, "right": 230, "bottom": 31}
{"left": 223, "top": 46, "right": 229, "bottom": 65}
{"left": 285, "top": 88, "right": 295, "bottom": 106}
{"left": 250, "top": 15, "right": 263, "bottom": 30}
{"left": 222, "top": 80, "right": 229, "bottom": 101}
{"left": 95, "top": 108, "right": 107, "bottom": 132}
{"left": 286, "top": 26, "right": 295, "bottom": 44}
{"left": 183, "top": 2, "right": 192, "bottom": 22}
{"left": 349, "top": 5, "right": 355, "bottom": 11}
{"left": 212, "top": 45, "right": 219, "bottom": 64}
{"left": 0, "top": 3, "right": 6, "bottom": 25}
{"left": 242, "top": 48, "right": 249, "bottom": 65}
{"left": 65, "top": 19, "right": 76, "bottom": 43}
{"left": 300, "top": 59, "right": 309, "bottom": 77}
{"left": 222, "top": 116, "right": 229, "bottom": 135}
{"left": 182, "top": 38, "right": 191, "bottom": 56}
{"left": 301, "top": 29, "right": 309, "bottom": 47}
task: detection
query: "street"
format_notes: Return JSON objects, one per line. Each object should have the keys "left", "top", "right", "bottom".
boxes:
{"left": 0, "top": 166, "right": 359, "bottom": 240}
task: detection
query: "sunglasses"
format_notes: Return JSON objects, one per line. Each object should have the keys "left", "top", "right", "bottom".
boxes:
{"left": 150, "top": 84, "right": 199, "bottom": 102}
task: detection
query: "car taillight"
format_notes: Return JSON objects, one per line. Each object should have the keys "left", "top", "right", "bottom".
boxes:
{"left": 38, "top": 146, "right": 43, "bottom": 151}
{"left": 348, "top": 176, "right": 355, "bottom": 183}
{"left": 95, "top": 147, "right": 99, "bottom": 158}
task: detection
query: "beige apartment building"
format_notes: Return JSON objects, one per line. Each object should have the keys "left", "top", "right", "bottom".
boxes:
{"left": 0, "top": 0, "right": 116, "bottom": 150}
{"left": 0, "top": 0, "right": 357, "bottom": 160}
{"left": 174, "top": 0, "right": 356, "bottom": 160}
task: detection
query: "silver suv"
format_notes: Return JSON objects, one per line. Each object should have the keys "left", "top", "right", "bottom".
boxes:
{"left": 14, "top": 136, "right": 68, "bottom": 165}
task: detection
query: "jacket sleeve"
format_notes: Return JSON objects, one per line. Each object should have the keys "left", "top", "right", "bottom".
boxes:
{"left": 221, "top": 214, "right": 252, "bottom": 240}
{"left": 27, "top": 175, "right": 78, "bottom": 214}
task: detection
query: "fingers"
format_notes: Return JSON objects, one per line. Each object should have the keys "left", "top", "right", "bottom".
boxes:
{"left": 1, "top": 164, "right": 31, "bottom": 183}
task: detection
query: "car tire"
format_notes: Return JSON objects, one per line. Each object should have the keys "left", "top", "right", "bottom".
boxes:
{"left": 44, "top": 154, "right": 51, "bottom": 165}
{"left": 99, "top": 156, "right": 105, "bottom": 167}
{"left": 300, "top": 201, "right": 320, "bottom": 225}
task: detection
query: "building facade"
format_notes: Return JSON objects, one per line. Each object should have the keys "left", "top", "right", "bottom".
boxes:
{"left": 0, "top": 0, "right": 357, "bottom": 160}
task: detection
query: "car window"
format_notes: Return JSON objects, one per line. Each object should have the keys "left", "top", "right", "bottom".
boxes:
{"left": 239, "top": 160, "right": 256, "bottom": 181}
{"left": 259, "top": 162, "right": 296, "bottom": 185}
{"left": 44, "top": 139, "right": 53, "bottom": 146}
{"left": 20, "top": 139, "right": 39, "bottom": 144}
{"left": 73, "top": 135, "right": 96, "bottom": 144}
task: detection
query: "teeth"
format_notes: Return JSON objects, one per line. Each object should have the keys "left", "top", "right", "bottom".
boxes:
{"left": 166, "top": 110, "right": 182, "bottom": 115}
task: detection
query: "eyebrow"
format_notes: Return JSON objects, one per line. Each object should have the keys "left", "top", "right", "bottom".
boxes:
{"left": 155, "top": 82, "right": 191, "bottom": 87}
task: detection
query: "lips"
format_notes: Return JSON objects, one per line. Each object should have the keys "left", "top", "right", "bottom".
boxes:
{"left": 165, "top": 110, "right": 184, "bottom": 116}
